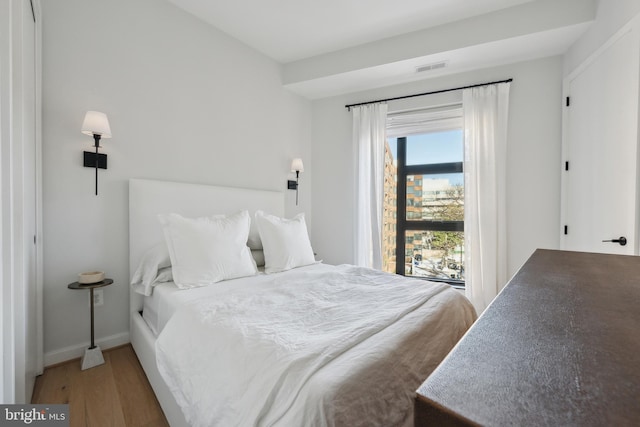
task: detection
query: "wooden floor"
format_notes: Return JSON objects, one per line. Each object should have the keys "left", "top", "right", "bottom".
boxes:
{"left": 32, "top": 344, "right": 169, "bottom": 427}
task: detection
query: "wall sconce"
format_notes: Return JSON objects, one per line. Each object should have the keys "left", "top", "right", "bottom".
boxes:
{"left": 287, "top": 158, "right": 304, "bottom": 206}
{"left": 81, "top": 111, "right": 111, "bottom": 196}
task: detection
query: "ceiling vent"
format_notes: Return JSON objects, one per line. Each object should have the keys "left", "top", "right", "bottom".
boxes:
{"left": 415, "top": 61, "right": 447, "bottom": 73}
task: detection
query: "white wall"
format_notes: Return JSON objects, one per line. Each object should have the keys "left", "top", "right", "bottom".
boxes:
{"left": 310, "top": 56, "right": 564, "bottom": 279}
{"left": 41, "top": 0, "right": 311, "bottom": 364}
{"left": 565, "top": 0, "right": 640, "bottom": 73}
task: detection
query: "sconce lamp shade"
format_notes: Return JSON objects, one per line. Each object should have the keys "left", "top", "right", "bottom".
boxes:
{"left": 81, "top": 111, "right": 112, "bottom": 138}
{"left": 291, "top": 158, "right": 304, "bottom": 173}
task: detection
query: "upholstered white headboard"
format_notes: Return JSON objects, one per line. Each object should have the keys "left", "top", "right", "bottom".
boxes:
{"left": 129, "top": 178, "right": 284, "bottom": 313}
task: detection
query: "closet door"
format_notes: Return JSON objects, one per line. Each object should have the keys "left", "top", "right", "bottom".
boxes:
{"left": 0, "top": 0, "right": 40, "bottom": 403}
{"left": 561, "top": 20, "right": 640, "bottom": 255}
{"left": 22, "top": 0, "right": 39, "bottom": 402}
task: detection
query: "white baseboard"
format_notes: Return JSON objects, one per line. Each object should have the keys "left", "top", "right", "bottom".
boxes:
{"left": 44, "top": 331, "right": 130, "bottom": 367}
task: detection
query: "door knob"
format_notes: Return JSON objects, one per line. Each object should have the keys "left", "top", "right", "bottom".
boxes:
{"left": 602, "top": 236, "right": 627, "bottom": 246}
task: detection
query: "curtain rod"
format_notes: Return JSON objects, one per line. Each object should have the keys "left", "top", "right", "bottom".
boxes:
{"left": 345, "top": 78, "right": 513, "bottom": 110}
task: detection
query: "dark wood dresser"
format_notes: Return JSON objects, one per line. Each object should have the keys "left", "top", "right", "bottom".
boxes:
{"left": 415, "top": 249, "right": 640, "bottom": 426}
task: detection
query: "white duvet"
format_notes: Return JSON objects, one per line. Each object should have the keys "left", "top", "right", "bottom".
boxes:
{"left": 156, "top": 264, "right": 476, "bottom": 427}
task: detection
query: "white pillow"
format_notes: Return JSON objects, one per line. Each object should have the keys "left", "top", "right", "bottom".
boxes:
{"left": 158, "top": 211, "right": 257, "bottom": 289}
{"left": 130, "top": 243, "right": 173, "bottom": 296}
{"left": 255, "top": 211, "right": 315, "bottom": 274}
{"left": 251, "top": 249, "right": 265, "bottom": 267}
{"left": 155, "top": 267, "right": 173, "bottom": 283}
{"left": 247, "top": 223, "right": 262, "bottom": 250}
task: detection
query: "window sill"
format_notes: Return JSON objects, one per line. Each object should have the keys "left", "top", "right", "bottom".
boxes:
{"left": 409, "top": 275, "right": 465, "bottom": 290}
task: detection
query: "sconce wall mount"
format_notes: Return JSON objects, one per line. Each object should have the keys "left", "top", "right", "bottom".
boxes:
{"left": 81, "top": 111, "right": 111, "bottom": 195}
{"left": 287, "top": 158, "right": 304, "bottom": 205}
{"left": 83, "top": 151, "right": 107, "bottom": 169}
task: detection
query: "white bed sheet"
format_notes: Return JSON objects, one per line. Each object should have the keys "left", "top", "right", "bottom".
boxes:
{"left": 154, "top": 263, "right": 476, "bottom": 427}
{"left": 142, "top": 281, "right": 187, "bottom": 336}
{"left": 142, "top": 265, "right": 322, "bottom": 336}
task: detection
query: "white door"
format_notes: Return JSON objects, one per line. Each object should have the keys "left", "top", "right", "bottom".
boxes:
{"left": 22, "top": 0, "right": 39, "bottom": 402}
{"left": 561, "top": 20, "right": 640, "bottom": 255}
{"left": 0, "top": 0, "right": 40, "bottom": 403}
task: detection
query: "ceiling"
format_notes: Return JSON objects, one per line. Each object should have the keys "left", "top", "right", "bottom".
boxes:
{"left": 165, "top": 0, "right": 596, "bottom": 98}
{"left": 166, "top": 0, "right": 536, "bottom": 63}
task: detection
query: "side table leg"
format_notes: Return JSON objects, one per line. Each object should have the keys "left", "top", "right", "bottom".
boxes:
{"left": 81, "top": 346, "right": 104, "bottom": 370}
{"left": 89, "top": 288, "right": 95, "bottom": 349}
{"left": 81, "top": 287, "right": 104, "bottom": 370}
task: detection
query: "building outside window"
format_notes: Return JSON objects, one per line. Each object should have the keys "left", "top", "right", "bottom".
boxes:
{"left": 383, "top": 106, "right": 464, "bottom": 287}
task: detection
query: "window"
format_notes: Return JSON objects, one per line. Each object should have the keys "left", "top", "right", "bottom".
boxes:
{"left": 383, "top": 106, "right": 465, "bottom": 286}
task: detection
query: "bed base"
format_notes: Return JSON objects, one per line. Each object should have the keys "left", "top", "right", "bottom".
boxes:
{"left": 128, "top": 178, "right": 285, "bottom": 427}
{"left": 131, "top": 312, "right": 187, "bottom": 427}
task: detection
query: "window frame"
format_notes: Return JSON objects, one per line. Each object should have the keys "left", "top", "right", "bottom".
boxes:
{"left": 393, "top": 135, "right": 465, "bottom": 287}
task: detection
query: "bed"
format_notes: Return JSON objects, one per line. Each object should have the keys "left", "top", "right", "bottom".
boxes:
{"left": 129, "top": 178, "right": 476, "bottom": 427}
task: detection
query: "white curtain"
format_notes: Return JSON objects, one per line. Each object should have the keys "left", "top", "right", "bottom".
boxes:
{"left": 463, "top": 82, "right": 511, "bottom": 313}
{"left": 352, "top": 103, "right": 388, "bottom": 269}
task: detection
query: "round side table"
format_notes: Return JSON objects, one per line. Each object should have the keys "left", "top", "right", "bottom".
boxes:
{"left": 68, "top": 279, "right": 113, "bottom": 370}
